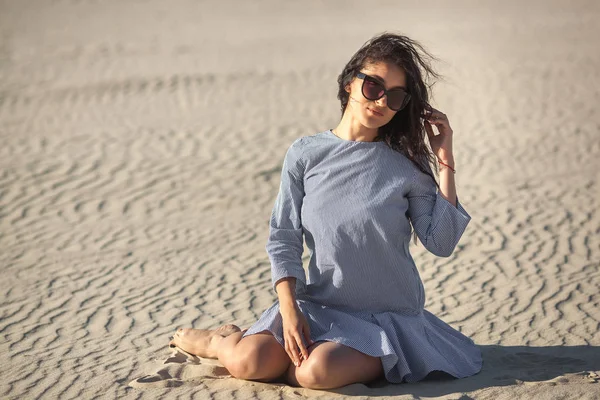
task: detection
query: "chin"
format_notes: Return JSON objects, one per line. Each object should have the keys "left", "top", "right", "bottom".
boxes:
{"left": 362, "top": 119, "right": 386, "bottom": 129}
{"left": 362, "top": 113, "right": 389, "bottom": 126}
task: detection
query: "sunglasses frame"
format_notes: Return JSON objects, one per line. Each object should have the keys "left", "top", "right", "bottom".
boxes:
{"left": 356, "top": 72, "right": 411, "bottom": 111}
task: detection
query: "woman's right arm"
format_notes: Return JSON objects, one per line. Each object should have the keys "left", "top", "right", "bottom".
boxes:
{"left": 267, "top": 138, "right": 307, "bottom": 294}
{"left": 266, "top": 138, "right": 313, "bottom": 366}
{"left": 276, "top": 277, "right": 313, "bottom": 366}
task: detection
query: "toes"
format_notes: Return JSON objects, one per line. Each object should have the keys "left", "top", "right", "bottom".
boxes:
{"left": 217, "top": 324, "right": 241, "bottom": 334}
{"left": 174, "top": 328, "right": 192, "bottom": 338}
{"left": 178, "top": 328, "right": 193, "bottom": 338}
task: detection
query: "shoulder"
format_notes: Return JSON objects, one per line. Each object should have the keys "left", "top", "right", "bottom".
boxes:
{"left": 285, "top": 130, "right": 330, "bottom": 166}
{"left": 291, "top": 130, "right": 329, "bottom": 150}
{"left": 284, "top": 136, "right": 307, "bottom": 170}
{"left": 282, "top": 134, "right": 316, "bottom": 179}
{"left": 288, "top": 136, "right": 306, "bottom": 156}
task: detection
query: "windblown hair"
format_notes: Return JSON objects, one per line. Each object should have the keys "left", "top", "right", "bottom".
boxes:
{"left": 336, "top": 31, "right": 444, "bottom": 245}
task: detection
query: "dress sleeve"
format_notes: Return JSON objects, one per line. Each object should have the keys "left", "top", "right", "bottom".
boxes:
{"left": 406, "top": 162, "right": 471, "bottom": 257}
{"left": 266, "top": 138, "right": 307, "bottom": 294}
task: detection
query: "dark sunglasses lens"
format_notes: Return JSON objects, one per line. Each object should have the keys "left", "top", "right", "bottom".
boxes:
{"left": 362, "top": 78, "right": 384, "bottom": 100}
{"left": 362, "top": 76, "right": 409, "bottom": 111}
{"left": 387, "top": 91, "right": 408, "bottom": 110}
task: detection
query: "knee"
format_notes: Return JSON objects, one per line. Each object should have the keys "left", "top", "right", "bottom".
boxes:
{"left": 294, "top": 357, "right": 332, "bottom": 389}
{"left": 222, "top": 340, "right": 287, "bottom": 381}
{"left": 223, "top": 349, "right": 262, "bottom": 380}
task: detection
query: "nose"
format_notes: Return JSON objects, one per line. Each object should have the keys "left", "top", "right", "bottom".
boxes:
{"left": 375, "top": 94, "right": 387, "bottom": 108}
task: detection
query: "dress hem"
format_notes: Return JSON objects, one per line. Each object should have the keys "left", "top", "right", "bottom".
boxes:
{"left": 241, "top": 299, "right": 483, "bottom": 384}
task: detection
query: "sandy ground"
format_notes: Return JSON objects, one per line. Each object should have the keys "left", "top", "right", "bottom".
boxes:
{"left": 1, "top": 0, "right": 599, "bottom": 398}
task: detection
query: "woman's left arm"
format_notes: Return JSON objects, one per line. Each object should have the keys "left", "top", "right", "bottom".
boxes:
{"left": 406, "top": 107, "right": 471, "bottom": 257}
{"left": 425, "top": 108, "right": 457, "bottom": 206}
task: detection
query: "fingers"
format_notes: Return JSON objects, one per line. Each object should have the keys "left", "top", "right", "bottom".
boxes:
{"left": 284, "top": 331, "right": 311, "bottom": 366}
{"left": 421, "top": 102, "right": 433, "bottom": 116}
{"left": 426, "top": 110, "right": 448, "bottom": 125}
{"left": 296, "top": 333, "right": 309, "bottom": 362}
{"left": 284, "top": 335, "right": 301, "bottom": 366}
{"left": 421, "top": 105, "right": 445, "bottom": 121}
{"left": 281, "top": 309, "right": 313, "bottom": 367}
{"left": 424, "top": 119, "right": 435, "bottom": 139}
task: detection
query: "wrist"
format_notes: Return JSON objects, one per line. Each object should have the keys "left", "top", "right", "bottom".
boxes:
{"left": 437, "top": 157, "right": 456, "bottom": 173}
{"left": 437, "top": 158, "right": 455, "bottom": 166}
{"left": 436, "top": 152, "right": 454, "bottom": 163}
{"left": 279, "top": 301, "right": 300, "bottom": 317}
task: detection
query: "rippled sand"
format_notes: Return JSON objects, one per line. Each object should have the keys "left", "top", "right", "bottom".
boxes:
{"left": 1, "top": 0, "right": 599, "bottom": 399}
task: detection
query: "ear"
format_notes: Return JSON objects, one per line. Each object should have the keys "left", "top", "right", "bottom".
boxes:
{"left": 345, "top": 85, "right": 350, "bottom": 93}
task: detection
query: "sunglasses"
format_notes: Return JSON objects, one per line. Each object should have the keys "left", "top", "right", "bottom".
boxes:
{"left": 356, "top": 72, "right": 411, "bottom": 111}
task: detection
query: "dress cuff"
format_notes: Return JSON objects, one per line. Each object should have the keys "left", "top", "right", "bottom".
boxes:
{"left": 429, "top": 192, "right": 472, "bottom": 255}
{"left": 271, "top": 261, "right": 307, "bottom": 294}
{"left": 432, "top": 192, "right": 471, "bottom": 227}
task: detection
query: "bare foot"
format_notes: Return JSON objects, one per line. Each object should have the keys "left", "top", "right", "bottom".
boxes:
{"left": 169, "top": 324, "right": 241, "bottom": 358}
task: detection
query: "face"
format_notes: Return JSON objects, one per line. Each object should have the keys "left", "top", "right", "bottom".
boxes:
{"left": 344, "top": 61, "right": 408, "bottom": 128}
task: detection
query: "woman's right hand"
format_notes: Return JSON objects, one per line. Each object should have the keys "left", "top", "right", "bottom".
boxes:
{"left": 280, "top": 303, "right": 313, "bottom": 366}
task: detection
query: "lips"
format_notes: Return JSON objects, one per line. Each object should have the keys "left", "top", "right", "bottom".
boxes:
{"left": 368, "top": 108, "right": 383, "bottom": 116}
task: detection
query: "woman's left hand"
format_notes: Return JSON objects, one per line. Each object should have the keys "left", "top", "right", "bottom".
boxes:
{"left": 423, "top": 106, "right": 453, "bottom": 161}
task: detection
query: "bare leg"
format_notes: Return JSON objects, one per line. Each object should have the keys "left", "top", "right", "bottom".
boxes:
{"left": 217, "top": 331, "right": 291, "bottom": 382}
{"left": 170, "top": 326, "right": 291, "bottom": 382}
{"left": 285, "top": 341, "right": 384, "bottom": 389}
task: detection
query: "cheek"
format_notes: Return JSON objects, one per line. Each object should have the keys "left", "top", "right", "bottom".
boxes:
{"left": 384, "top": 112, "right": 396, "bottom": 122}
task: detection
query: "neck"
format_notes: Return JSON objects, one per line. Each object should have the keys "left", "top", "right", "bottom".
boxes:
{"left": 332, "top": 108, "right": 379, "bottom": 142}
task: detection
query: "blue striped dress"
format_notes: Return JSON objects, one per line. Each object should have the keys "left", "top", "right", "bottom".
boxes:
{"left": 242, "top": 129, "right": 483, "bottom": 383}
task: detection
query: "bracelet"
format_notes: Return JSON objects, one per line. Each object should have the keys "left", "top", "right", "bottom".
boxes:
{"left": 437, "top": 158, "right": 456, "bottom": 173}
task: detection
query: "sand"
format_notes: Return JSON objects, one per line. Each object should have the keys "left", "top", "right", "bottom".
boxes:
{"left": 1, "top": 0, "right": 599, "bottom": 398}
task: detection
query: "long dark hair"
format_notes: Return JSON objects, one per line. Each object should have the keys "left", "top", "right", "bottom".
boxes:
{"left": 336, "top": 31, "right": 443, "bottom": 245}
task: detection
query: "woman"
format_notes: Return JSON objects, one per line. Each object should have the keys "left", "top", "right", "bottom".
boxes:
{"left": 169, "top": 32, "right": 483, "bottom": 389}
